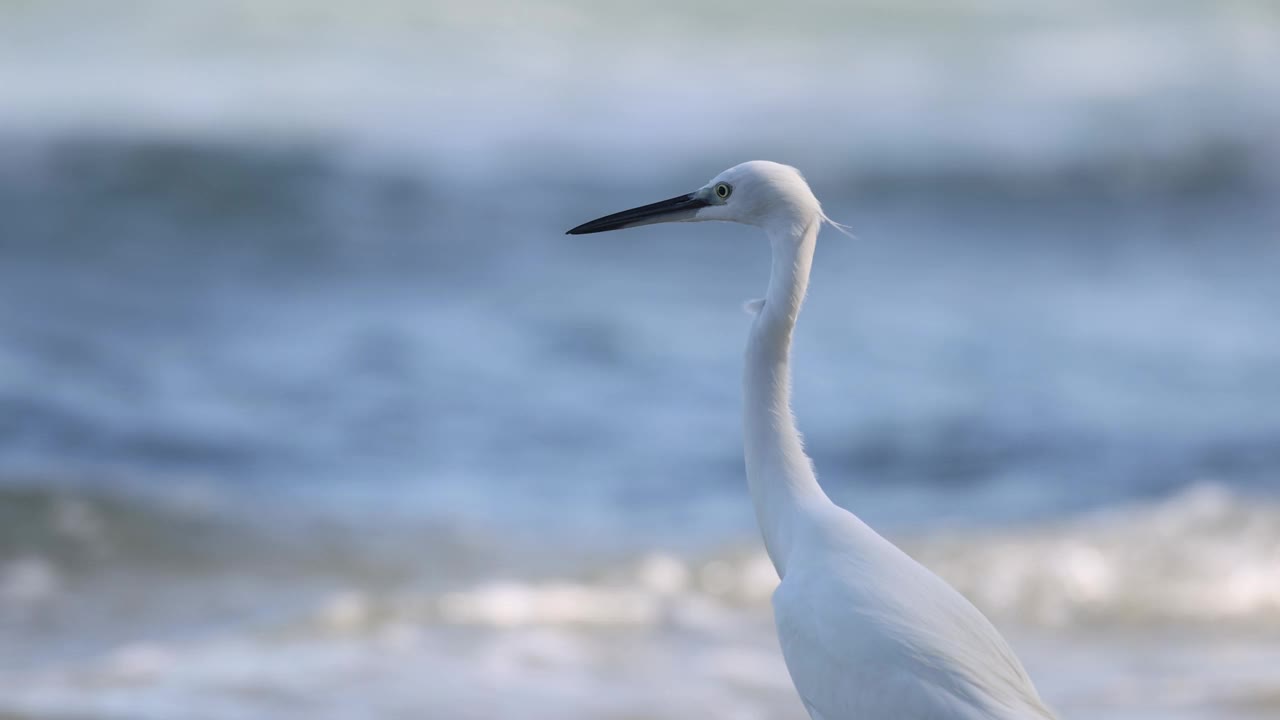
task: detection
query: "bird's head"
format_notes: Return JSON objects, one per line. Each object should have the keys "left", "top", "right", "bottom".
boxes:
{"left": 567, "top": 160, "right": 826, "bottom": 238}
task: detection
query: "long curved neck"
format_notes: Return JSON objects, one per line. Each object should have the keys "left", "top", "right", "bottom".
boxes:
{"left": 744, "top": 216, "right": 829, "bottom": 577}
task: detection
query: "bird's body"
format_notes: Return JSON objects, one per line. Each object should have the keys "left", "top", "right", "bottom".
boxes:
{"left": 569, "top": 161, "right": 1054, "bottom": 719}
{"left": 774, "top": 503, "right": 1052, "bottom": 719}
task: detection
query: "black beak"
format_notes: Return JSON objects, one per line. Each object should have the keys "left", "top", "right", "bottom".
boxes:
{"left": 566, "top": 192, "right": 709, "bottom": 235}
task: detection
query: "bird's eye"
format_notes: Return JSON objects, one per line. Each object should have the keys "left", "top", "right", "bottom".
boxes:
{"left": 715, "top": 183, "right": 732, "bottom": 199}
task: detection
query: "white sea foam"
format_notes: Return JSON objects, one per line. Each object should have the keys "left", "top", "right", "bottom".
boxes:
{"left": 407, "top": 485, "right": 1280, "bottom": 632}
{"left": 914, "top": 484, "right": 1280, "bottom": 626}
{"left": 0, "top": 1, "right": 1274, "bottom": 187}
{"left": 2, "top": 488, "right": 1279, "bottom": 720}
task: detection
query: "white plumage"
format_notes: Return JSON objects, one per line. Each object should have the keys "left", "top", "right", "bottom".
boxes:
{"left": 569, "top": 161, "right": 1055, "bottom": 719}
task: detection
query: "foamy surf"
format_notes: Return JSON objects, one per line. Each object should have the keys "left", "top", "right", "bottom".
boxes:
{"left": 914, "top": 484, "right": 1280, "bottom": 627}
{"left": 297, "top": 484, "right": 1280, "bottom": 634}
{"left": 2, "top": 484, "right": 1279, "bottom": 719}
{"left": 4, "top": 483, "right": 1278, "bottom": 634}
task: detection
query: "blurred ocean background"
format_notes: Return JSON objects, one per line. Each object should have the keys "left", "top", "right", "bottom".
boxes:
{"left": 1, "top": 1, "right": 1279, "bottom": 718}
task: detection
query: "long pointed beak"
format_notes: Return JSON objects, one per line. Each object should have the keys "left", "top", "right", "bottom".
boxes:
{"left": 566, "top": 192, "right": 709, "bottom": 235}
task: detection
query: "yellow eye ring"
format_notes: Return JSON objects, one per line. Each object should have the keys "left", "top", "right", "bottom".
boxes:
{"left": 715, "top": 183, "right": 732, "bottom": 199}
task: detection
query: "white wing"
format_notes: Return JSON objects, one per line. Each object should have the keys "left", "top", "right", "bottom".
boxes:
{"left": 773, "top": 504, "right": 1055, "bottom": 720}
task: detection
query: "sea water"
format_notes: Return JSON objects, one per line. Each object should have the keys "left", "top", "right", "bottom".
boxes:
{"left": 1, "top": 2, "right": 1279, "bottom": 718}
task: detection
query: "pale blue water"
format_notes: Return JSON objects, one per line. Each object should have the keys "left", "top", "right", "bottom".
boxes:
{"left": 1, "top": 2, "right": 1279, "bottom": 719}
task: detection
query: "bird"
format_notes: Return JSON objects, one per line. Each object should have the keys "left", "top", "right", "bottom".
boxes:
{"left": 567, "top": 161, "right": 1055, "bottom": 720}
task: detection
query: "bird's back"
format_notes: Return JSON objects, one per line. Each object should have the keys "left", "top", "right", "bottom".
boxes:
{"left": 772, "top": 500, "right": 1055, "bottom": 720}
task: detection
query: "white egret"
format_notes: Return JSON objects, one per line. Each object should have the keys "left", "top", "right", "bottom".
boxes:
{"left": 568, "top": 161, "right": 1055, "bottom": 720}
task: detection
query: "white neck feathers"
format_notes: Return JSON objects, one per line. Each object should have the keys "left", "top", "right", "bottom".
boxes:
{"left": 743, "top": 216, "right": 829, "bottom": 577}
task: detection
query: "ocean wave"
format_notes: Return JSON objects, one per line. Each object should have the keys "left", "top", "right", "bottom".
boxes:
{"left": 0, "top": 484, "right": 234, "bottom": 577}
{"left": 1, "top": 1, "right": 1277, "bottom": 194}
{"left": 4, "top": 482, "right": 1278, "bottom": 634}
{"left": 913, "top": 483, "right": 1280, "bottom": 627}
{"left": 0, "top": 136, "right": 439, "bottom": 269}
{"left": 307, "top": 484, "right": 1280, "bottom": 634}
{"left": 3, "top": 484, "right": 1279, "bottom": 720}
{"left": 0, "top": 483, "right": 494, "bottom": 611}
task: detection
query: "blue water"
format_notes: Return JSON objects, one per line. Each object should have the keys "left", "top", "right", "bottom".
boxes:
{"left": 4, "top": 141, "right": 1276, "bottom": 533}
